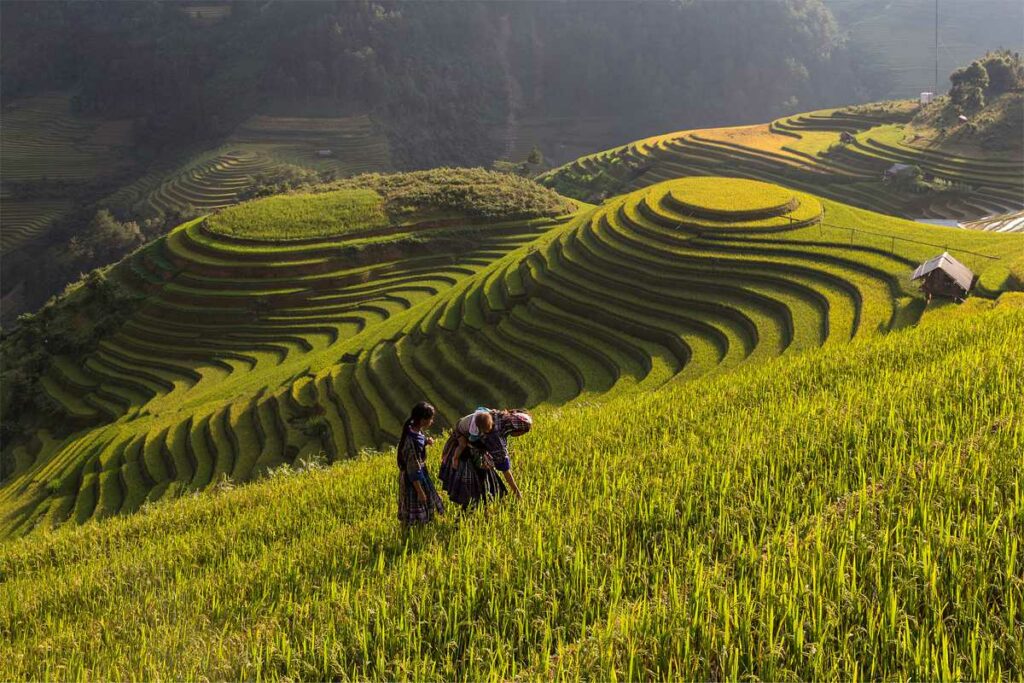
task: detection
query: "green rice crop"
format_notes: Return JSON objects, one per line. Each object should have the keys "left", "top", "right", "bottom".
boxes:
{"left": 206, "top": 189, "right": 389, "bottom": 240}
{"left": 4, "top": 176, "right": 1024, "bottom": 536}
{"left": 539, "top": 101, "right": 1022, "bottom": 222}
{"left": 1, "top": 297, "right": 1020, "bottom": 680}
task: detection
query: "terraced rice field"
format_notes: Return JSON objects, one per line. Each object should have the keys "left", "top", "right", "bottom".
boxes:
{"left": 140, "top": 149, "right": 278, "bottom": 215}
{"left": 180, "top": 2, "right": 232, "bottom": 24}
{"left": 230, "top": 114, "right": 392, "bottom": 177}
{"left": 961, "top": 209, "right": 1024, "bottom": 233}
{"left": 0, "top": 93, "right": 133, "bottom": 251}
{"left": 0, "top": 198, "right": 73, "bottom": 254}
{"left": 541, "top": 105, "right": 1023, "bottom": 222}
{"left": 500, "top": 115, "right": 623, "bottom": 166}
{"left": 107, "top": 148, "right": 288, "bottom": 218}
{"left": 2, "top": 294, "right": 1022, "bottom": 679}
{"left": 106, "top": 115, "right": 392, "bottom": 219}
{"left": 3, "top": 177, "right": 1021, "bottom": 536}
{"left": 0, "top": 94, "right": 134, "bottom": 183}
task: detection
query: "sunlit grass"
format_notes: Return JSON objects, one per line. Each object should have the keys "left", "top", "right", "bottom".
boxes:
{"left": 5, "top": 177, "right": 1024, "bottom": 536}
{"left": 1, "top": 298, "right": 1021, "bottom": 679}
{"left": 206, "top": 189, "right": 388, "bottom": 240}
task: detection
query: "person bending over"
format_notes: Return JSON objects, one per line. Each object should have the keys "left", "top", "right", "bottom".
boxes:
{"left": 439, "top": 407, "right": 532, "bottom": 509}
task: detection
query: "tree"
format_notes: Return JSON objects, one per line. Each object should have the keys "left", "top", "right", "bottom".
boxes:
{"left": 59, "top": 210, "right": 144, "bottom": 275}
{"left": 88, "top": 209, "right": 143, "bottom": 258}
{"left": 527, "top": 145, "right": 544, "bottom": 166}
{"left": 304, "top": 60, "right": 328, "bottom": 97}
{"left": 950, "top": 61, "right": 989, "bottom": 90}
{"left": 949, "top": 61, "right": 989, "bottom": 113}
{"left": 980, "top": 50, "right": 1024, "bottom": 95}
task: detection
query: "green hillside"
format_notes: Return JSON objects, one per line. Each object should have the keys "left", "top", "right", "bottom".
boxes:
{"left": 0, "top": 93, "right": 135, "bottom": 255}
{"left": 1, "top": 295, "right": 1021, "bottom": 679}
{"left": 0, "top": 94, "right": 395, "bottom": 325}
{"left": 229, "top": 114, "right": 392, "bottom": 177}
{"left": 540, "top": 98, "right": 1023, "bottom": 226}
{"left": 825, "top": 0, "right": 1024, "bottom": 100}
{"left": 104, "top": 115, "right": 394, "bottom": 221}
{"left": 3, "top": 171, "right": 1022, "bottom": 536}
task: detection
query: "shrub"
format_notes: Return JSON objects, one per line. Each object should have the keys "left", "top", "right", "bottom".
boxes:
{"left": 979, "top": 50, "right": 1024, "bottom": 95}
{"left": 328, "top": 168, "right": 575, "bottom": 220}
{"left": 949, "top": 60, "right": 990, "bottom": 113}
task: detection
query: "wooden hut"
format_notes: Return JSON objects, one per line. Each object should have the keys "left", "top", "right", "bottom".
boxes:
{"left": 911, "top": 252, "right": 975, "bottom": 303}
{"left": 883, "top": 163, "right": 915, "bottom": 182}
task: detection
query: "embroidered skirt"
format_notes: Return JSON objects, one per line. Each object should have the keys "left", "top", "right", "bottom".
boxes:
{"left": 397, "top": 469, "right": 445, "bottom": 525}
{"left": 439, "top": 434, "right": 507, "bottom": 509}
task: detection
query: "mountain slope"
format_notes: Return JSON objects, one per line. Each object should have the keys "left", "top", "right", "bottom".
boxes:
{"left": 3, "top": 173, "right": 1022, "bottom": 536}
{"left": 539, "top": 99, "right": 1024, "bottom": 225}
{"left": 1, "top": 295, "right": 1021, "bottom": 679}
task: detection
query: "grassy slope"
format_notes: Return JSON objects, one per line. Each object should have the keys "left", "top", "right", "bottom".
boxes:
{"left": 0, "top": 93, "right": 135, "bottom": 255}
{"left": 2, "top": 177, "right": 1022, "bottom": 536}
{"left": 1, "top": 295, "right": 1021, "bottom": 680}
{"left": 228, "top": 113, "right": 392, "bottom": 176}
{"left": 906, "top": 92, "right": 1024, "bottom": 158}
{"left": 206, "top": 189, "right": 388, "bottom": 239}
{"left": 539, "top": 99, "right": 1022, "bottom": 224}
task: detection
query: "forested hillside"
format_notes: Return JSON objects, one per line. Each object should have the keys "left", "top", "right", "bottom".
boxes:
{"left": 825, "top": 0, "right": 1024, "bottom": 100}
{"left": 1, "top": 0, "right": 871, "bottom": 325}
{"left": 2, "top": 1, "right": 860, "bottom": 167}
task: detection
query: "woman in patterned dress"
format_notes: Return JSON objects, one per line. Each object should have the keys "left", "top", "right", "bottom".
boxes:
{"left": 397, "top": 401, "right": 445, "bottom": 526}
{"left": 439, "top": 407, "right": 532, "bottom": 509}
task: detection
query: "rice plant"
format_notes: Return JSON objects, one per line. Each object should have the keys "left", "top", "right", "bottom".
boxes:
{"left": 3, "top": 176, "right": 1023, "bottom": 536}
{"left": 0, "top": 296, "right": 1020, "bottom": 679}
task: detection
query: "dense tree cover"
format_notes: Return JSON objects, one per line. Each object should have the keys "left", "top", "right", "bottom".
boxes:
{"left": 948, "top": 50, "right": 1023, "bottom": 113}
{"left": 1, "top": 0, "right": 866, "bottom": 323}
{"left": 3, "top": 0, "right": 859, "bottom": 167}
{"left": 59, "top": 210, "right": 145, "bottom": 275}
{"left": 979, "top": 50, "right": 1024, "bottom": 95}
{"left": 950, "top": 61, "right": 990, "bottom": 112}
{"left": 902, "top": 51, "right": 1024, "bottom": 153}
{"left": 822, "top": 0, "right": 1024, "bottom": 101}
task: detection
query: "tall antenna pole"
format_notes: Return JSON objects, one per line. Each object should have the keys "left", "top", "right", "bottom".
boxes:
{"left": 935, "top": 0, "right": 939, "bottom": 92}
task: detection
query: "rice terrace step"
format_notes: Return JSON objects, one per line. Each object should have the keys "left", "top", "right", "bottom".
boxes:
{"left": 1, "top": 6, "right": 1023, "bottom": 678}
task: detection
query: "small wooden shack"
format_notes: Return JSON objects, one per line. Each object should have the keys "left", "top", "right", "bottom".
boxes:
{"left": 883, "top": 163, "right": 915, "bottom": 181}
{"left": 911, "top": 252, "right": 975, "bottom": 303}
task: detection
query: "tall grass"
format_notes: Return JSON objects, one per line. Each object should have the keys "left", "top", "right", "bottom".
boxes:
{"left": 1, "top": 298, "right": 1021, "bottom": 680}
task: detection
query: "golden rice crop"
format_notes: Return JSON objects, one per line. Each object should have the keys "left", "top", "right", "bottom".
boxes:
{"left": 1, "top": 298, "right": 1020, "bottom": 680}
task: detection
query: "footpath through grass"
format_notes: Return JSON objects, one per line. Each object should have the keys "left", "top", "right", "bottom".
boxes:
{"left": 1, "top": 296, "right": 1021, "bottom": 680}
